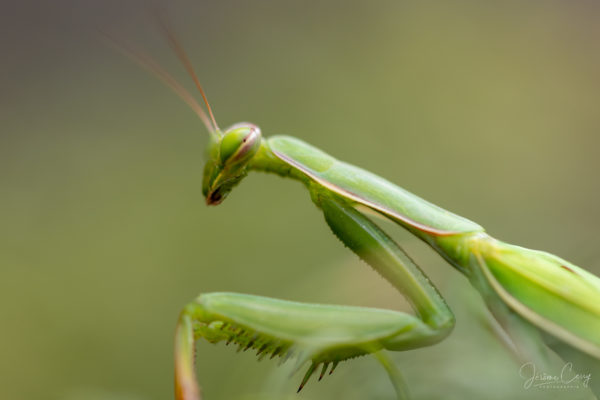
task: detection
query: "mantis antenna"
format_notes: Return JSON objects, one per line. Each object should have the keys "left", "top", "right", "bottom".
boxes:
{"left": 102, "top": 31, "right": 219, "bottom": 138}
{"left": 156, "top": 18, "right": 220, "bottom": 134}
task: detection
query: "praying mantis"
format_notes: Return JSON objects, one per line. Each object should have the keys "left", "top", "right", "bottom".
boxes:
{"left": 112, "top": 24, "right": 600, "bottom": 400}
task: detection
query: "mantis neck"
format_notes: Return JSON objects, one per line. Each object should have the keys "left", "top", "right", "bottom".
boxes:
{"left": 248, "top": 137, "right": 312, "bottom": 183}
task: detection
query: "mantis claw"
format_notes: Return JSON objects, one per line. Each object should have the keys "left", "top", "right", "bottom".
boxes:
{"left": 297, "top": 362, "right": 318, "bottom": 392}
{"left": 279, "top": 349, "right": 294, "bottom": 366}
{"left": 318, "top": 362, "right": 329, "bottom": 381}
{"left": 270, "top": 345, "right": 283, "bottom": 360}
{"left": 329, "top": 360, "right": 339, "bottom": 375}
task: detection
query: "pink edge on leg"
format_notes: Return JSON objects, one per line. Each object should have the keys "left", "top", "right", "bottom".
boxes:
{"left": 175, "top": 313, "right": 201, "bottom": 400}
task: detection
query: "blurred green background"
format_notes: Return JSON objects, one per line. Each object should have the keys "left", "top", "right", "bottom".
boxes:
{"left": 2, "top": 1, "right": 599, "bottom": 399}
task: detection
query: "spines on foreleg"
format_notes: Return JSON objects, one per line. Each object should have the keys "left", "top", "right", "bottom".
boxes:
{"left": 176, "top": 293, "right": 400, "bottom": 396}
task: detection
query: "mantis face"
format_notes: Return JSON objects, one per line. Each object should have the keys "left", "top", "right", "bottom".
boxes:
{"left": 202, "top": 123, "right": 262, "bottom": 205}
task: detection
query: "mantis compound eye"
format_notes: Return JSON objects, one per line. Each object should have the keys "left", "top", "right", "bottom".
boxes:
{"left": 203, "top": 123, "right": 262, "bottom": 205}
{"left": 219, "top": 123, "right": 262, "bottom": 166}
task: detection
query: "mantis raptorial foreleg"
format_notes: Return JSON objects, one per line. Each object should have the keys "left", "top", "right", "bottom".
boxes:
{"left": 317, "top": 194, "right": 455, "bottom": 348}
{"left": 175, "top": 193, "right": 454, "bottom": 399}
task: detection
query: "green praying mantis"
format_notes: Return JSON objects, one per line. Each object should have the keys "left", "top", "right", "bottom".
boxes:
{"left": 113, "top": 25, "right": 600, "bottom": 400}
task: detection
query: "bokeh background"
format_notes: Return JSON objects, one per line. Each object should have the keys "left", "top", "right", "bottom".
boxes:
{"left": 2, "top": 1, "right": 599, "bottom": 399}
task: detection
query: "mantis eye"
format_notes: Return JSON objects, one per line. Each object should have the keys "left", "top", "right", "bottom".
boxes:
{"left": 219, "top": 123, "right": 262, "bottom": 166}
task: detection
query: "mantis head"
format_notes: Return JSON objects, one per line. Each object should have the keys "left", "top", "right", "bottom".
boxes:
{"left": 202, "top": 123, "right": 262, "bottom": 205}
{"left": 111, "top": 22, "right": 264, "bottom": 206}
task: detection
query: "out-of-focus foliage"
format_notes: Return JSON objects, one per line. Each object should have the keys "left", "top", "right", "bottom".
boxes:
{"left": 1, "top": 1, "right": 599, "bottom": 399}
